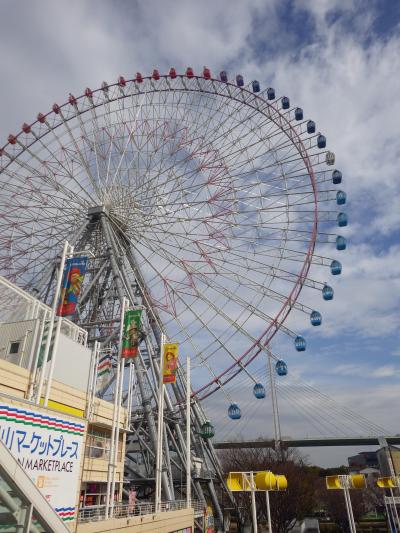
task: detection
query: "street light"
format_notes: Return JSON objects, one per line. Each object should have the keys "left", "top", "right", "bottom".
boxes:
{"left": 227, "top": 470, "right": 287, "bottom": 533}
{"left": 376, "top": 476, "right": 400, "bottom": 531}
{"left": 326, "top": 474, "right": 366, "bottom": 533}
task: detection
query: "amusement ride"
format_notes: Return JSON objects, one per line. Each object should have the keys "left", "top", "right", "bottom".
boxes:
{"left": 0, "top": 66, "right": 352, "bottom": 524}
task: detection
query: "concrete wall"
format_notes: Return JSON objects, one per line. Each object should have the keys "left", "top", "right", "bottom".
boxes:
{"left": 52, "top": 333, "right": 92, "bottom": 393}
{"left": 0, "top": 319, "right": 38, "bottom": 368}
{"left": 76, "top": 509, "right": 194, "bottom": 533}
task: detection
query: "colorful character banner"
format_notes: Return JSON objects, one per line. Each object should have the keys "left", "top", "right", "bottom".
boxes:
{"left": 121, "top": 309, "right": 143, "bottom": 358}
{"left": 57, "top": 257, "right": 88, "bottom": 317}
{"left": 162, "top": 343, "right": 179, "bottom": 384}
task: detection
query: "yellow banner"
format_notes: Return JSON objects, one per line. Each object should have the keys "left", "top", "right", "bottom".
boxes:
{"left": 162, "top": 343, "right": 179, "bottom": 384}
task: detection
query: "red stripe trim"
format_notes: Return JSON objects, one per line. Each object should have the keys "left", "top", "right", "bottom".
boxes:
{"left": 0, "top": 409, "right": 84, "bottom": 433}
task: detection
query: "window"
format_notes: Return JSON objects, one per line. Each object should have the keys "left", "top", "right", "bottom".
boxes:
{"left": 8, "top": 342, "right": 20, "bottom": 355}
{"left": 85, "top": 428, "right": 122, "bottom": 461}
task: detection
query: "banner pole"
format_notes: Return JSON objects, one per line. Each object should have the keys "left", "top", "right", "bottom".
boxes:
{"left": 106, "top": 297, "right": 127, "bottom": 518}
{"left": 38, "top": 240, "right": 70, "bottom": 406}
{"left": 266, "top": 489, "right": 272, "bottom": 533}
{"left": 250, "top": 471, "right": 258, "bottom": 533}
{"left": 343, "top": 486, "right": 356, "bottom": 533}
{"left": 126, "top": 361, "right": 134, "bottom": 430}
{"left": 155, "top": 333, "right": 165, "bottom": 512}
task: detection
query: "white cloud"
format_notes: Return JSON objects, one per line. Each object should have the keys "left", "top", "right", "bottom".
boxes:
{"left": 0, "top": 0, "right": 399, "bottom": 465}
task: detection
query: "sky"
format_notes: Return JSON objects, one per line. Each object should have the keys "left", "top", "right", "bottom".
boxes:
{"left": 0, "top": 0, "right": 399, "bottom": 467}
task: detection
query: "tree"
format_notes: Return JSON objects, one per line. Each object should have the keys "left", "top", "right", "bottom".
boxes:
{"left": 220, "top": 446, "right": 318, "bottom": 533}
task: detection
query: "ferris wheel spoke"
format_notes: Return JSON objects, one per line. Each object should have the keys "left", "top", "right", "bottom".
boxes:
{"left": 0, "top": 152, "right": 88, "bottom": 213}
{"left": 117, "top": 226, "right": 233, "bottom": 393}
{"left": 139, "top": 223, "right": 326, "bottom": 292}
{"left": 0, "top": 70, "right": 346, "bottom": 403}
{"left": 131, "top": 227, "right": 300, "bottom": 343}
{"left": 122, "top": 89, "right": 287, "bottom": 202}
{"left": 42, "top": 113, "right": 100, "bottom": 203}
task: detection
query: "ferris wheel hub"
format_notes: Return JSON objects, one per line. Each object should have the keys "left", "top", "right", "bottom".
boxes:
{"left": 87, "top": 205, "right": 108, "bottom": 217}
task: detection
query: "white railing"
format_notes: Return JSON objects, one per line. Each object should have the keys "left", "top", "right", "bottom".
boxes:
{"left": 0, "top": 275, "right": 88, "bottom": 347}
{"left": 78, "top": 499, "right": 204, "bottom": 522}
{"left": 385, "top": 495, "right": 400, "bottom": 504}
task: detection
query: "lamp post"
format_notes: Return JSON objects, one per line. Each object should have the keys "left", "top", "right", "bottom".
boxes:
{"left": 227, "top": 470, "right": 287, "bottom": 533}
{"left": 326, "top": 474, "right": 366, "bottom": 533}
{"left": 377, "top": 476, "right": 400, "bottom": 532}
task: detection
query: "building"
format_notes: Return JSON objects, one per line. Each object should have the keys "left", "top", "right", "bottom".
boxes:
{"left": 348, "top": 446, "right": 400, "bottom": 479}
{"left": 348, "top": 451, "right": 379, "bottom": 471}
{"left": 377, "top": 445, "right": 400, "bottom": 476}
{"left": 0, "top": 275, "right": 196, "bottom": 532}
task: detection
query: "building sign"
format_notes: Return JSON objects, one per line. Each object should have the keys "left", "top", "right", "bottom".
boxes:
{"left": 0, "top": 403, "right": 85, "bottom": 523}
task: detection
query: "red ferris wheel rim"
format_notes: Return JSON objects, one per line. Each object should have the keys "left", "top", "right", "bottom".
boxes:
{"left": 0, "top": 70, "right": 319, "bottom": 400}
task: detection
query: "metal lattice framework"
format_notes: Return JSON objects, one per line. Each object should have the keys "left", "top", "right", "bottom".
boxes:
{"left": 0, "top": 69, "right": 347, "bottom": 527}
{"left": 0, "top": 69, "right": 345, "bottom": 402}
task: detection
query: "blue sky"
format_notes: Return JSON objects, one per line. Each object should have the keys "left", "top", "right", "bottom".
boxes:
{"left": 0, "top": 0, "right": 399, "bottom": 466}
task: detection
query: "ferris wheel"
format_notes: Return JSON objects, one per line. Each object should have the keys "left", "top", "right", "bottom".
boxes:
{"left": 0, "top": 67, "right": 347, "bottom": 419}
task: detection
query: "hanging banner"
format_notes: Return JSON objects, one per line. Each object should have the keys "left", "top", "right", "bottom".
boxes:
{"left": 57, "top": 257, "right": 88, "bottom": 317}
{"left": 162, "top": 343, "right": 179, "bottom": 384}
{"left": 96, "top": 351, "right": 112, "bottom": 392}
{"left": 121, "top": 309, "right": 143, "bottom": 358}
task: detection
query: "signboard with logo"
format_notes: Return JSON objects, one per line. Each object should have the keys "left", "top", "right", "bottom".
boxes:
{"left": 0, "top": 402, "right": 85, "bottom": 523}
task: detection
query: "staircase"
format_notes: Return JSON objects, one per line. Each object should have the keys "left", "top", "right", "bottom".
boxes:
{"left": 0, "top": 439, "right": 70, "bottom": 532}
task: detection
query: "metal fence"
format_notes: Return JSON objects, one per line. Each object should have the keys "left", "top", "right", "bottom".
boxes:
{"left": 0, "top": 275, "right": 88, "bottom": 353}
{"left": 78, "top": 499, "right": 204, "bottom": 522}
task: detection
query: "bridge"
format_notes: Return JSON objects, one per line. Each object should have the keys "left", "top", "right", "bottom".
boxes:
{"left": 213, "top": 436, "right": 400, "bottom": 449}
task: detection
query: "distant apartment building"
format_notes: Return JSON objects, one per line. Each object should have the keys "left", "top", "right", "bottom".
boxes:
{"left": 377, "top": 445, "right": 400, "bottom": 476}
{"left": 348, "top": 451, "right": 379, "bottom": 470}
{"left": 348, "top": 446, "right": 400, "bottom": 476}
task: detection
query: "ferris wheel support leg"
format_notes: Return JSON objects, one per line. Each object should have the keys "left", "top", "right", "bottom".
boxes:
{"left": 135, "top": 358, "right": 173, "bottom": 500}
{"left": 186, "top": 356, "right": 191, "bottom": 508}
{"left": 163, "top": 421, "right": 175, "bottom": 500}
{"left": 268, "top": 351, "right": 282, "bottom": 454}
{"left": 124, "top": 243, "right": 225, "bottom": 510}
{"left": 100, "top": 215, "right": 174, "bottom": 501}
{"left": 145, "top": 323, "right": 212, "bottom": 508}
{"left": 208, "top": 479, "right": 225, "bottom": 531}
